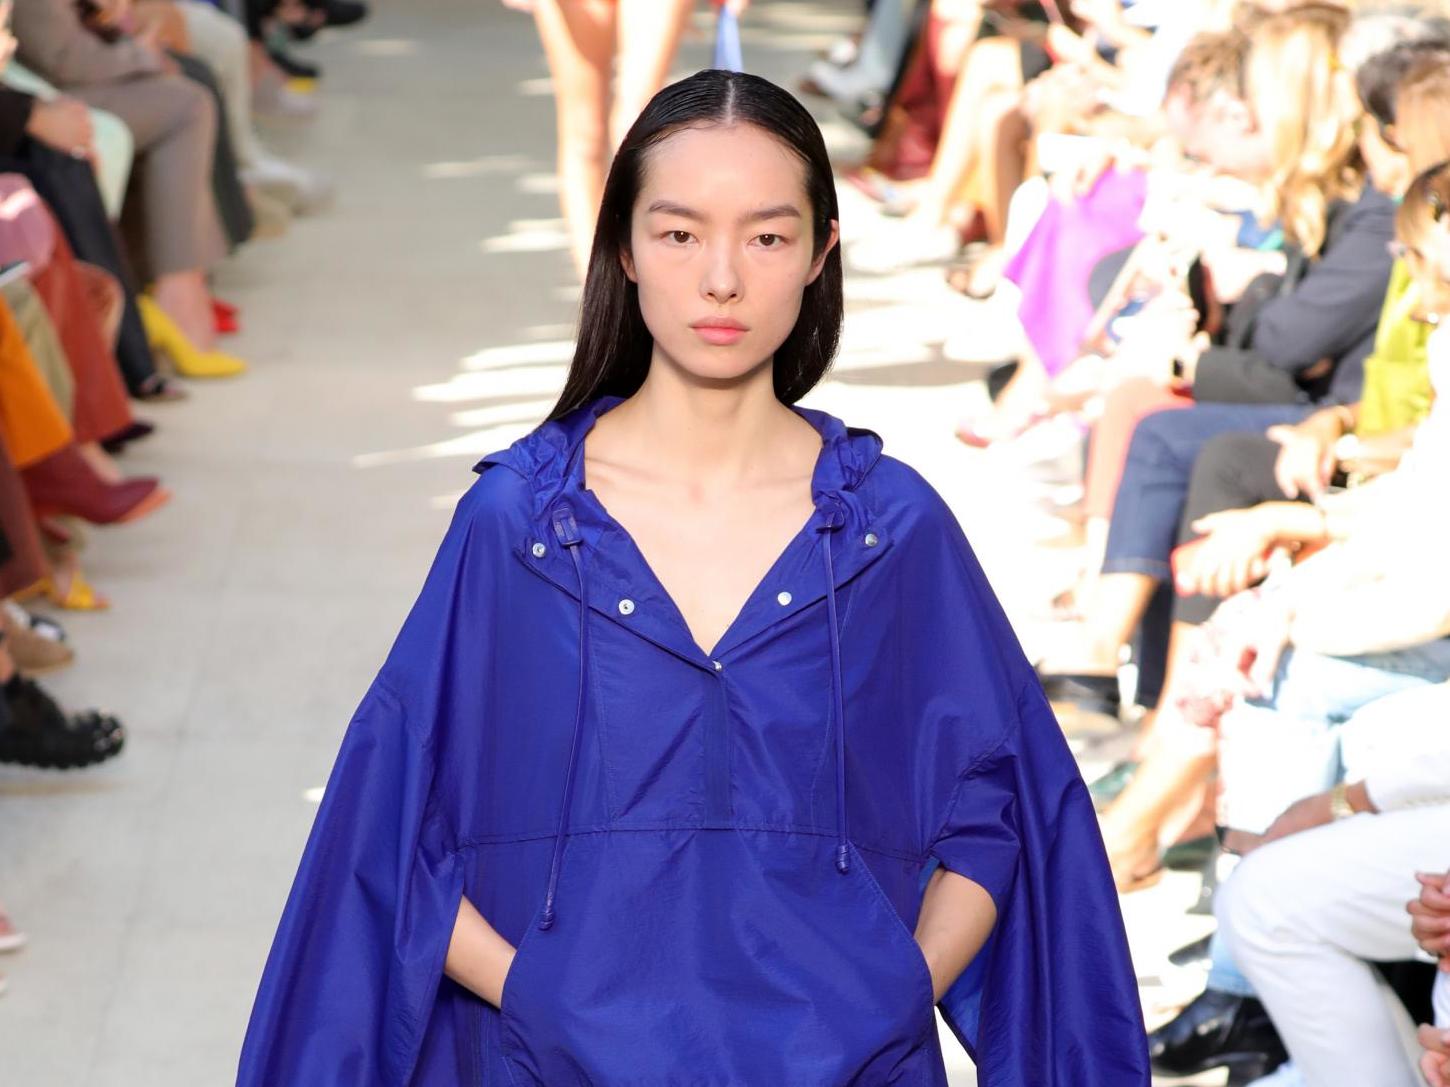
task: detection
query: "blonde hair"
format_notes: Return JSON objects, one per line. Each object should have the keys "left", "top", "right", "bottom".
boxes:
{"left": 1395, "top": 53, "right": 1450, "bottom": 172}
{"left": 1241, "top": 3, "right": 1367, "bottom": 256}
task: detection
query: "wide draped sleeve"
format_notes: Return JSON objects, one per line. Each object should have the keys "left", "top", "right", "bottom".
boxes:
{"left": 235, "top": 473, "right": 515, "bottom": 1085}
{"left": 892, "top": 467, "right": 1150, "bottom": 1085}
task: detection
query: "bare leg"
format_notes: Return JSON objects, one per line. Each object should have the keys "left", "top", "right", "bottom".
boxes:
{"left": 1131, "top": 619, "right": 1196, "bottom": 755}
{"left": 910, "top": 37, "right": 1023, "bottom": 228}
{"left": 612, "top": 0, "right": 693, "bottom": 152}
{"left": 151, "top": 270, "right": 216, "bottom": 350}
{"left": 1099, "top": 740, "right": 1217, "bottom": 889}
{"left": 1080, "top": 571, "right": 1158, "bottom": 669}
{"left": 532, "top": 0, "right": 617, "bottom": 281}
{"left": 980, "top": 95, "right": 1029, "bottom": 246}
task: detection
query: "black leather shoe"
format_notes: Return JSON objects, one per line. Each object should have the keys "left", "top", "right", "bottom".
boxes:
{"left": 1168, "top": 933, "right": 1212, "bottom": 969}
{"left": 1148, "top": 989, "right": 1288, "bottom": 1078}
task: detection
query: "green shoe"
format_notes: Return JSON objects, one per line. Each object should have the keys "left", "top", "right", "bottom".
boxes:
{"left": 1162, "top": 835, "right": 1218, "bottom": 872}
{"left": 1088, "top": 758, "right": 1140, "bottom": 810}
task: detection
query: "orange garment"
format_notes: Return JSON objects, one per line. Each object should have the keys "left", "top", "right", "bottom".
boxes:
{"left": 0, "top": 297, "right": 73, "bottom": 469}
{"left": 1084, "top": 377, "right": 1193, "bottom": 520}
{"left": 32, "top": 218, "right": 134, "bottom": 444}
{"left": 0, "top": 437, "right": 46, "bottom": 597}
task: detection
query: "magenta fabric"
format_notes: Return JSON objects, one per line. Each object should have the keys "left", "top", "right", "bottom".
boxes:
{"left": 1003, "top": 167, "right": 1149, "bottom": 378}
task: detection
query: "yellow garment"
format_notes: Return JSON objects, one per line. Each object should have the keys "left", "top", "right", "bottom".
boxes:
{"left": 1358, "top": 260, "right": 1435, "bottom": 436}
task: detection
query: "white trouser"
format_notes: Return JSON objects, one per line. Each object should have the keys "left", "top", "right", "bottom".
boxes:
{"left": 1217, "top": 801, "right": 1450, "bottom": 1087}
{"left": 178, "top": 2, "right": 265, "bottom": 168}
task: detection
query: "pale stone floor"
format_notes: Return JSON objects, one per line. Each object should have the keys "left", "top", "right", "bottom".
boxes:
{"left": 0, "top": 2, "right": 1225, "bottom": 1083}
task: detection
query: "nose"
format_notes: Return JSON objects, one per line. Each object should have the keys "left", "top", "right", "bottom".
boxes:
{"left": 700, "top": 240, "right": 743, "bottom": 305}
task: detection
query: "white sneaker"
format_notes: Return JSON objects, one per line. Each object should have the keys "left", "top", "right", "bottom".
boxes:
{"left": 241, "top": 155, "right": 335, "bottom": 215}
{"left": 1247, "top": 1061, "right": 1303, "bottom": 1087}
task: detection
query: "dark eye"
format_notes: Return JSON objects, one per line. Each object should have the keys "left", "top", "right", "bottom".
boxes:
{"left": 666, "top": 230, "right": 693, "bottom": 244}
{"left": 758, "top": 233, "right": 782, "bottom": 247}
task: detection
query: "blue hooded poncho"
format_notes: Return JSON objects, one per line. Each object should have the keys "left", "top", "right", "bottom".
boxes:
{"left": 237, "top": 391, "right": 1150, "bottom": 1086}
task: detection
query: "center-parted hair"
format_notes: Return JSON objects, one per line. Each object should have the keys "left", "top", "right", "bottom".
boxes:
{"left": 548, "top": 69, "right": 843, "bottom": 421}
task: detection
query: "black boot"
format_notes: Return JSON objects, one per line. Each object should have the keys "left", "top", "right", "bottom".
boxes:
{"left": 1148, "top": 988, "right": 1289, "bottom": 1079}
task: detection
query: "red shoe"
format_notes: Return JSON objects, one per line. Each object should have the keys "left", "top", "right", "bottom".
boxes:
{"left": 212, "top": 297, "right": 240, "bottom": 335}
{"left": 20, "top": 444, "right": 172, "bottom": 526}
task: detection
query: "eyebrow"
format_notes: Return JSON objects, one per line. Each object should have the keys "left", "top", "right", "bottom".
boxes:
{"left": 645, "top": 200, "right": 802, "bottom": 224}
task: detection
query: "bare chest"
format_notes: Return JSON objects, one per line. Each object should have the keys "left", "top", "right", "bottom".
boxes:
{"left": 585, "top": 469, "right": 817, "bottom": 659}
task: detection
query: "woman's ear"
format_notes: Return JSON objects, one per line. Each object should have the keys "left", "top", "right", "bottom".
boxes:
{"left": 805, "top": 219, "right": 840, "bottom": 286}
{"left": 620, "top": 245, "right": 637, "bottom": 284}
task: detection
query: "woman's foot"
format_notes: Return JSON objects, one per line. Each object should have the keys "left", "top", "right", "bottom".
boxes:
{"left": 1102, "top": 825, "right": 1163, "bottom": 893}
{"left": 945, "top": 243, "right": 1006, "bottom": 300}
{"left": 77, "top": 441, "right": 124, "bottom": 485}
{"left": 20, "top": 443, "right": 171, "bottom": 527}
{"left": 135, "top": 373, "right": 190, "bottom": 403}
{"left": 953, "top": 408, "right": 1048, "bottom": 448}
{"left": 0, "top": 604, "right": 76, "bottom": 671}
{"left": 99, "top": 420, "right": 157, "bottom": 455}
{"left": 137, "top": 296, "right": 247, "bottom": 379}
{"left": 150, "top": 273, "right": 217, "bottom": 352}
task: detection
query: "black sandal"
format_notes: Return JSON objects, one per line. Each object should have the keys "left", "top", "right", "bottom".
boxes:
{"left": 135, "top": 373, "right": 189, "bottom": 403}
{"left": 0, "top": 675, "right": 126, "bottom": 769}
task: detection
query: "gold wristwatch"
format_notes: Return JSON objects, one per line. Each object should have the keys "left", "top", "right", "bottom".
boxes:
{"left": 1329, "top": 782, "right": 1355, "bottom": 820}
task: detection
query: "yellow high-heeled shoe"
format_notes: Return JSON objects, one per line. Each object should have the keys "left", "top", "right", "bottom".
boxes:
{"left": 137, "top": 296, "right": 248, "bottom": 379}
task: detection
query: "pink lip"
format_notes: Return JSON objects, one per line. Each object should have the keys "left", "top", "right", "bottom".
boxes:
{"left": 693, "top": 325, "right": 746, "bottom": 345}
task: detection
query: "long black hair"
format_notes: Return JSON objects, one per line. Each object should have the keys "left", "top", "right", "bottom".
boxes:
{"left": 546, "top": 68, "right": 843, "bottom": 420}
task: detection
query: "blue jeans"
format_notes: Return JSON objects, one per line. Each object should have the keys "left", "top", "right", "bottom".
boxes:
{"left": 1102, "top": 403, "right": 1315, "bottom": 578}
{"left": 1206, "top": 637, "right": 1450, "bottom": 996}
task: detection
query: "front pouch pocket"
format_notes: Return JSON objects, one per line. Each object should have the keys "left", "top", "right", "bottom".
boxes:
{"left": 498, "top": 830, "right": 939, "bottom": 1087}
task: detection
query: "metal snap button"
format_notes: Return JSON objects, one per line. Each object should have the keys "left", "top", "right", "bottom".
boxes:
{"left": 531, "top": 541, "right": 547, "bottom": 558}
{"left": 776, "top": 591, "right": 792, "bottom": 606}
{"left": 712, "top": 660, "right": 723, "bottom": 671}
{"left": 864, "top": 532, "right": 879, "bottom": 547}
{"left": 618, "top": 598, "right": 635, "bottom": 615}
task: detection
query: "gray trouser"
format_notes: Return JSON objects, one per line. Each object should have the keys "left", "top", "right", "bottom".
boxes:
{"left": 71, "top": 73, "right": 227, "bottom": 277}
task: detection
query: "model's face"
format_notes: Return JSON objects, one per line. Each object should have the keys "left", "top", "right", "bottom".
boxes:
{"left": 621, "top": 123, "right": 838, "bottom": 384}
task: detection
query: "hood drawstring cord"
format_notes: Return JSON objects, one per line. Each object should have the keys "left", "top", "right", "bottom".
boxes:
{"left": 814, "top": 497, "right": 851, "bottom": 875}
{"left": 540, "top": 495, "right": 854, "bottom": 930}
{"left": 539, "top": 502, "right": 587, "bottom": 931}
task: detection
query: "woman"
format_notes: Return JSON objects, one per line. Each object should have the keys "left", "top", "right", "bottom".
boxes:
{"left": 502, "top": 0, "right": 748, "bottom": 282}
{"left": 237, "top": 70, "right": 1148, "bottom": 1085}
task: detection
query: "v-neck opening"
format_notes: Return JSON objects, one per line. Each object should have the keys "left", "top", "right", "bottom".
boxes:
{"left": 572, "top": 399, "right": 832, "bottom": 665}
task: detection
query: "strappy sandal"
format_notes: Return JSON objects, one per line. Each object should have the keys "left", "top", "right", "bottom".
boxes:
{"left": 14, "top": 568, "right": 110, "bottom": 611}
{"left": 135, "top": 373, "right": 190, "bottom": 403}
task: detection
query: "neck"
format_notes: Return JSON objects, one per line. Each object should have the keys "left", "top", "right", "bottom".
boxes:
{"left": 591, "top": 355, "right": 817, "bottom": 492}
